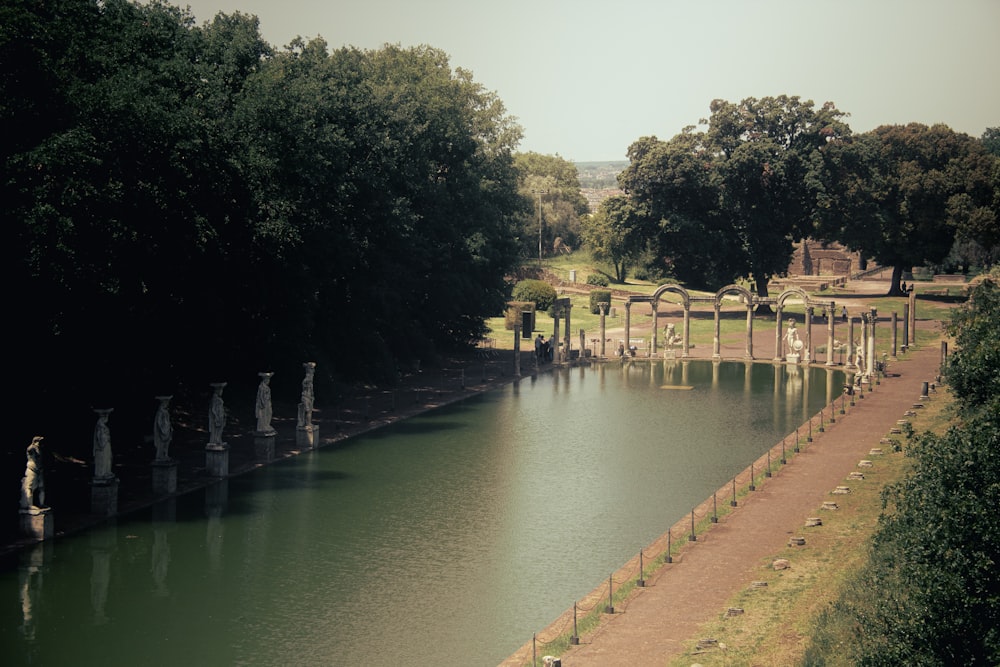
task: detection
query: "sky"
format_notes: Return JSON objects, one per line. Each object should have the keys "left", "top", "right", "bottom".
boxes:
{"left": 177, "top": 0, "right": 1000, "bottom": 162}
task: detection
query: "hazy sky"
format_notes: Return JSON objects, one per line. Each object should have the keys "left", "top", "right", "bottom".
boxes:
{"left": 178, "top": 0, "right": 999, "bottom": 162}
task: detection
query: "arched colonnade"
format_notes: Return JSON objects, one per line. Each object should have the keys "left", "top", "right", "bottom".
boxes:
{"left": 622, "top": 284, "right": 840, "bottom": 366}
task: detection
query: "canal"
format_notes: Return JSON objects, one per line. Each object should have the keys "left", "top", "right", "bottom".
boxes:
{"left": 1, "top": 360, "right": 842, "bottom": 666}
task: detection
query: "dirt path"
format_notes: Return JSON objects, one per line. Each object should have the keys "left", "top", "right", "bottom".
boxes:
{"left": 498, "top": 335, "right": 945, "bottom": 666}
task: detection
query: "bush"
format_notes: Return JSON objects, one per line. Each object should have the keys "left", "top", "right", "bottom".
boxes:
{"left": 505, "top": 301, "right": 535, "bottom": 331}
{"left": 511, "top": 279, "right": 557, "bottom": 312}
{"left": 589, "top": 289, "right": 612, "bottom": 314}
{"left": 586, "top": 273, "right": 609, "bottom": 287}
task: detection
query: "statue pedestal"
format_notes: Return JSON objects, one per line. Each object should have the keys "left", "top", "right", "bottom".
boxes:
{"left": 19, "top": 507, "right": 54, "bottom": 540}
{"left": 205, "top": 443, "right": 229, "bottom": 478}
{"left": 254, "top": 431, "right": 276, "bottom": 462}
{"left": 664, "top": 349, "right": 677, "bottom": 360}
{"left": 152, "top": 459, "right": 178, "bottom": 497}
{"left": 90, "top": 477, "right": 119, "bottom": 516}
{"left": 296, "top": 425, "right": 319, "bottom": 450}
{"left": 785, "top": 353, "right": 801, "bottom": 365}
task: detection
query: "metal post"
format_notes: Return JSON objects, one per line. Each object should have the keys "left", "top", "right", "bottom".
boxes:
{"left": 712, "top": 493, "right": 718, "bottom": 522}
{"left": 731, "top": 478, "right": 737, "bottom": 507}
{"left": 638, "top": 550, "right": 646, "bottom": 586}
{"left": 794, "top": 426, "right": 800, "bottom": 452}
{"left": 606, "top": 575, "right": 614, "bottom": 613}
{"left": 781, "top": 437, "right": 787, "bottom": 464}
{"left": 570, "top": 602, "right": 579, "bottom": 644}
{"left": 749, "top": 462, "right": 756, "bottom": 491}
{"left": 689, "top": 509, "right": 697, "bottom": 541}
{"left": 666, "top": 529, "right": 673, "bottom": 563}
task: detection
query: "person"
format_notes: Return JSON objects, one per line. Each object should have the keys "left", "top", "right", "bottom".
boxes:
{"left": 901, "top": 280, "right": 907, "bottom": 293}
{"left": 841, "top": 305, "right": 848, "bottom": 322}
{"left": 255, "top": 372, "right": 274, "bottom": 434}
{"left": 534, "top": 334, "right": 543, "bottom": 360}
{"left": 20, "top": 436, "right": 46, "bottom": 510}
{"left": 541, "top": 337, "right": 552, "bottom": 362}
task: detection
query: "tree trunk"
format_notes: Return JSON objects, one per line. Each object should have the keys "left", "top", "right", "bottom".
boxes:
{"left": 755, "top": 276, "right": 774, "bottom": 315}
{"left": 887, "top": 265, "right": 906, "bottom": 296}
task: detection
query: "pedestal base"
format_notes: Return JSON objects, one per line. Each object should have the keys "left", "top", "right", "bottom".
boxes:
{"left": 254, "top": 432, "right": 276, "bottom": 462}
{"left": 296, "top": 426, "right": 319, "bottom": 450}
{"left": 19, "top": 507, "right": 54, "bottom": 540}
{"left": 152, "top": 459, "right": 178, "bottom": 496}
{"left": 90, "top": 477, "right": 119, "bottom": 516}
{"left": 205, "top": 443, "right": 229, "bottom": 478}
{"left": 785, "top": 353, "right": 801, "bottom": 365}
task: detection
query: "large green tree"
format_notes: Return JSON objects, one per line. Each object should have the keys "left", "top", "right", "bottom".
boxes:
{"left": 816, "top": 123, "right": 996, "bottom": 295}
{"left": 581, "top": 195, "right": 643, "bottom": 282}
{"left": 620, "top": 96, "right": 850, "bottom": 297}
{"left": 513, "top": 152, "right": 588, "bottom": 259}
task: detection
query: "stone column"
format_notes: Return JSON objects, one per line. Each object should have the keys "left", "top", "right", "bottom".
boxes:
{"left": 712, "top": 301, "right": 722, "bottom": 359}
{"left": 552, "top": 309, "right": 561, "bottom": 364}
{"left": 908, "top": 288, "right": 917, "bottom": 345}
{"left": 804, "top": 306, "right": 813, "bottom": 363}
{"left": 745, "top": 302, "right": 754, "bottom": 360}
{"left": 826, "top": 301, "right": 836, "bottom": 367}
{"left": 846, "top": 317, "right": 856, "bottom": 370}
{"left": 902, "top": 302, "right": 910, "bottom": 352}
{"left": 563, "top": 303, "right": 572, "bottom": 361}
{"left": 773, "top": 305, "right": 784, "bottom": 362}
{"left": 513, "top": 324, "right": 522, "bottom": 378}
{"left": 681, "top": 304, "right": 691, "bottom": 358}
{"left": 599, "top": 302, "right": 609, "bottom": 358}
{"left": 650, "top": 298, "right": 659, "bottom": 355}
{"left": 867, "top": 308, "right": 877, "bottom": 379}
{"left": 624, "top": 301, "right": 632, "bottom": 354}
{"left": 891, "top": 312, "right": 899, "bottom": 358}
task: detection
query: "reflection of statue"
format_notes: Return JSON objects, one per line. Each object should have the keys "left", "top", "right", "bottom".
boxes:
{"left": 785, "top": 319, "right": 803, "bottom": 355}
{"left": 297, "top": 362, "right": 316, "bottom": 429}
{"left": 153, "top": 396, "right": 173, "bottom": 461}
{"left": 208, "top": 383, "right": 227, "bottom": 445}
{"left": 93, "top": 409, "right": 114, "bottom": 480}
{"left": 256, "top": 372, "right": 274, "bottom": 434}
{"left": 19, "top": 436, "right": 46, "bottom": 509}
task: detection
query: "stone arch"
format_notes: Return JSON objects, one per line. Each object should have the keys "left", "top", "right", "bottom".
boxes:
{"left": 713, "top": 284, "right": 756, "bottom": 359}
{"left": 773, "top": 288, "right": 814, "bottom": 362}
{"left": 651, "top": 284, "right": 692, "bottom": 357}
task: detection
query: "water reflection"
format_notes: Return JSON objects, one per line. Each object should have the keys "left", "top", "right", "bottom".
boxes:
{"left": 0, "top": 360, "right": 843, "bottom": 667}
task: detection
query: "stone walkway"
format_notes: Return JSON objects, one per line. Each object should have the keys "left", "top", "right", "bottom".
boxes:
{"left": 499, "top": 338, "right": 945, "bottom": 666}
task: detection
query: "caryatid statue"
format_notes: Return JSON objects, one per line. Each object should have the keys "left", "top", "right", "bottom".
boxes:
{"left": 208, "top": 383, "right": 227, "bottom": 445}
{"left": 153, "top": 396, "right": 173, "bottom": 461}
{"left": 19, "top": 436, "right": 46, "bottom": 510}
{"left": 297, "top": 362, "right": 316, "bottom": 430}
{"left": 93, "top": 408, "right": 115, "bottom": 480}
{"left": 255, "top": 372, "right": 275, "bottom": 434}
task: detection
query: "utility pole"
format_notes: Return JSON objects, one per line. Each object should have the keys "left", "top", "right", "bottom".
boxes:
{"left": 532, "top": 189, "right": 548, "bottom": 268}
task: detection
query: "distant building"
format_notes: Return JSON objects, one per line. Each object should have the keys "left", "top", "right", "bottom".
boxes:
{"left": 787, "top": 239, "right": 863, "bottom": 277}
{"left": 580, "top": 188, "right": 623, "bottom": 213}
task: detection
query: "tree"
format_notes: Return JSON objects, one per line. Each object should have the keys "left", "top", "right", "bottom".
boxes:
{"left": 514, "top": 152, "right": 588, "bottom": 257}
{"left": 581, "top": 195, "right": 642, "bottom": 282}
{"left": 817, "top": 124, "right": 996, "bottom": 295}
{"left": 620, "top": 96, "right": 851, "bottom": 298}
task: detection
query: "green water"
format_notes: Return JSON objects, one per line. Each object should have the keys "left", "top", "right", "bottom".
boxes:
{"left": 1, "top": 360, "right": 842, "bottom": 666}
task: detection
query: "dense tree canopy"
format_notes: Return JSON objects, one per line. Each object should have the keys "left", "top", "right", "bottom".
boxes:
{"left": 513, "top": 152, "right": 589, "bottom": 259}
{"left": 619, "top": 96, "right": 851, "bottom": 296}
{"left": 3, "top": 0, "right": 523, "bottom": 432}
{"left": 815, "top": 123, "right": 997, "bottom": 295}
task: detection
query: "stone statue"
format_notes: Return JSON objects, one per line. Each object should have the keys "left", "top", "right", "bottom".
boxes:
{"left": 93, "top": 409, "right": 114, "bottom": 480}
{"left": 854, "top": 339, "right": 865, "bottom": 375}
{"left": 297, "top": 362, "right": 316, "bottom": 429}
{"left": 208, "top": 383, "right": 227, "bottom": 445}
{"left": 153, "top": 396, "right": 173, "bottom": 461}
{"left": 785, "top": 318, "right": 803, "bottom": 355}
{"left": 19, "top": 436, "right": 46, "bottom": 510}
{"left": 663, "top": 323, "right": 681, "bottom": 348}
{"left": 255, "top": 372, "right": 275, "bottom": 434}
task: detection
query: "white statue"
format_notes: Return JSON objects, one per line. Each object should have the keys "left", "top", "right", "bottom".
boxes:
{"left": 93, "top": 409, "right": 114, "bottom": 480}
{"left": 255, "top": 372, "right": 275, "bottom": 434}
{"left": 208, "top": 383, "right": 227, "bottom": 445}
{"left": 785, "top": 318, "right": 803, "bottom": 355}
{"left": 19, "top": 436, "right": 46, "bottom": 509}
{"left": 297, "top": 362, "right": 316, "bottom": 429}
{"left": 153, "top": 396, "right": 173, "bottom": 461}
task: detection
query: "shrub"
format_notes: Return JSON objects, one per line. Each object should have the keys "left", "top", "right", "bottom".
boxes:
{"left": 511, "top": 279, "right": 557, "bottom": 312}
{"left": 586, "top": 273, "right": 609, "bottom": 287}
{"left": 589, "top": 289, "right": 612, "bottom": 314}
